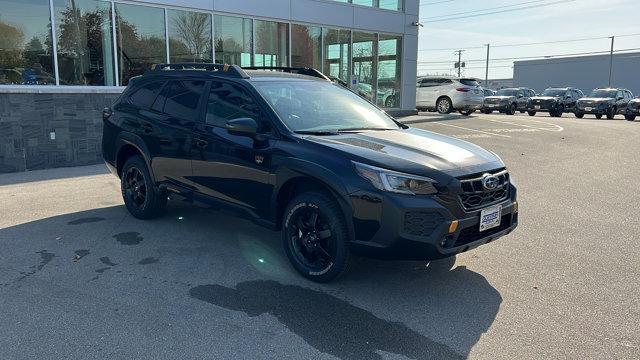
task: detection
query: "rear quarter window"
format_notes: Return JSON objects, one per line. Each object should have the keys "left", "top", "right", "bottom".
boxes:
{"left": 127, "top": 81, "right": 165, "bottom": 109}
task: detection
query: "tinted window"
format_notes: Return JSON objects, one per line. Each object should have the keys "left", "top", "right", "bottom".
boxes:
{"left": 496, "top": 89, "right": 518, "bottom": 96}
{"left": 129, "top": 81, "right": 165, "bottom": 109}
{"left": 206, "top": 81, "right": 264, "bottom": 129}
{"left": 459, "top": 79, "right": 479, "bottom": 87}
{"left": 156, "top": 80, "right": 206, "bottom": 119}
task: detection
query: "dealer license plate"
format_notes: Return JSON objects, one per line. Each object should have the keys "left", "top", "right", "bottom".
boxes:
{"left": 480, "top": 205, "right": 502, "bottom": 232}
{"left": 585, "top": 107, "right": 593, "bottom": 112}
{"left": 534, "top": 105, "right": 541, "bottom": 110}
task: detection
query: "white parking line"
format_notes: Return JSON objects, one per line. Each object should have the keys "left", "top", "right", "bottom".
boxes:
{"left": 479, "top": 118, "right": 564, "bottom": 132}
{"left": 431, "top": 122, "right": 511, "bottom": 138}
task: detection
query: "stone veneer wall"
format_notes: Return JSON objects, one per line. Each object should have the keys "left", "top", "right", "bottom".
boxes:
{"left": 0, "top": 93, "right": 120, "bottom": 174}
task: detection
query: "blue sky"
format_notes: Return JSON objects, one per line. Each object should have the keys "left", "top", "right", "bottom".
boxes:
{"left": 417, "top": 0, "right": 640, "bottom": 79}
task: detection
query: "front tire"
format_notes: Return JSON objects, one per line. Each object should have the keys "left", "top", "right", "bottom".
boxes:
{"left": 575, "top": 112, "right": 584, "bottom": 118}
{"left": 282, "top": 191, "right": 351, "bottom": 283}
{"left": 606, "top": 107, "right": 616, "bottom": 120}
{"left": 527, "top": 111, "right": 536, "bottom": 116}
{"left": 121, "top": 155, "right": 166, "bottom": 219}
{"left": 596, "top": 114, "right": 603, "bottom": 119}
{"left": 459, "top": 109, "right": 474, "bottom": 116}
{"left": 506, "top": 103, "right": 516, "bottom": 115}
{"left": 436, "top": 97, "right": 453, "bottom": 114}
{"left": 626, "top": 114, "right": 637, "bottom": 121}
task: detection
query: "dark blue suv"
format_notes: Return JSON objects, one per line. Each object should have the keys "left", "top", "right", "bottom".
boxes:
{"left": 102, "top": 63, "right": 518, "bottom": 282}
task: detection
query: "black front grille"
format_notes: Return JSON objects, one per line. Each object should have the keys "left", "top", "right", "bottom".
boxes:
{"left": 455, "top": 214, "right": 513, "bottom": 247}
{"left": 458, "top": 170, "right": 510, "bottom": 211}
{"left": 485, "top": 98, "right": 502, "bottom": 104}
{"left": 403, "top": 211, "right": 445, "bottom": 237}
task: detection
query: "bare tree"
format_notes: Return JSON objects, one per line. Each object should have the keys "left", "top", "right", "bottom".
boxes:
{"left": 171, "top": 12, "right": 210, "bottom": 61}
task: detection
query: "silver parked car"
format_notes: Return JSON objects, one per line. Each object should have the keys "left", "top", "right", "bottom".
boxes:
{"left": 416, "top": 77, "right": 484, "bottom": 115}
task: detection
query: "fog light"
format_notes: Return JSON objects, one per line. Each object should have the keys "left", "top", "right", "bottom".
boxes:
{"left": 513, "top": 201, "right": 518, "bottom": 213}
{"left": 448, "top": 220, "right": 459, "bottom": 233}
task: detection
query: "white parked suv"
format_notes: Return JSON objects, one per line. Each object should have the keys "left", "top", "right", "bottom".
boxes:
{"left": 416, "top": 77, "right": 485, "bottom": 115}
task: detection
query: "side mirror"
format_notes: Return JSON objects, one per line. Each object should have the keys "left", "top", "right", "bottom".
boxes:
{"left": 226, "top": 118, "right": 258, "bottom": 139}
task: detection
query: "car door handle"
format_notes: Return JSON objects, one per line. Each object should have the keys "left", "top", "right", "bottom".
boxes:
{"left": 195, "top": 138, "right": 208, "bottom": 149}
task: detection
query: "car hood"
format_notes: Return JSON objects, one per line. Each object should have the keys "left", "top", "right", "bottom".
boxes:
{"left": 303, "top": 128, "right": 504, "bottom": 178}
{"left": 579, "top": 97, "right": 614, "bottom": 102}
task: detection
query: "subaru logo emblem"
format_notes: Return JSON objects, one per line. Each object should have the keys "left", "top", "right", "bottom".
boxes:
{"left": 482, "top": 175, "right": 499, "bottom": 190}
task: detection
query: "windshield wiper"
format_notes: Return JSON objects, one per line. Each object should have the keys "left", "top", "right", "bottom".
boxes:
{"left": 336, "top": 127, "right": 398, "bottom": 133}
{"left": 294, "top": 130, "right": 340, "bottom": 136}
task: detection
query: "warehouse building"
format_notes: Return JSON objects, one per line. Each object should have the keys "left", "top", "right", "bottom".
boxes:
{"left": 514, "top": 51, "right": 640, "bottom": 96}
{"left": 0, "top": 0, "right": 419, "bottom": 173}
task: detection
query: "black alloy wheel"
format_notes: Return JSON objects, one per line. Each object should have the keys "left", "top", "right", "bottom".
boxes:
{"left": 596, "top": 114, "right": 603, "bottom": 119}
{"left": 283, "top": 192, "right": 350, "bottom": 282}
{"left": 575, "top": 111, "right": 584, "bottom": 118}
{"left": 527, "top": 111, "right": 536, "bottom": 116}
{"left": 606, "top": 107, "right": 616, "bottom": 120}
{"left": 506, "top": 103, "right": 517, "bottom": 115}
{"left": 121, "top": 155, "right": 166, "bottom": 219}
{"left": 626, "top": 114, "right": 636, "bottom": 121}
{"left": 124, "top": 166, "right": 147, "bottom": 210}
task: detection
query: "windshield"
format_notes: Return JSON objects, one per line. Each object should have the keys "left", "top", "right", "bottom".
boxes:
{"left": 496, "top": 89, "right": 518, "bottom": 96}
{"left": 589, "top": 89, "right": 617, "bottom": 98}
{"left": 542, "top": 89, "right": 566, "bottom": 97}
{"left": 254, "top": 81, "right": 400, "bottom": 133}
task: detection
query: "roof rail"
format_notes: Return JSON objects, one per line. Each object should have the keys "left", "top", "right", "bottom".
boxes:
{"left": 148, "top": 63, "right": 249, "bottom": 79}
{"left": 242, "top": 66, "right": 331, "bottom": 81}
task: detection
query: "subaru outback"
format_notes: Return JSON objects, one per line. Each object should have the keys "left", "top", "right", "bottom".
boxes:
{"left": 102, "top": 64, "right": 519, "bottom": 282}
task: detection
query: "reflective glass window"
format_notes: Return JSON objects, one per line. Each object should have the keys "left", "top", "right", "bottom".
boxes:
{"left": 168, "top": 9, "right": 212, "bottom": 64}
{"left": 352, "top": 31, "right": 376, "bottom": 102}
{"left": 161, "top": 80, "right": 206, "bottom": 119}
{"left": 323, "top": 28, "right": 351, "bottom": 84}
{"left": 0, "top": 0, "right": 55, "bottom": 85}
{"left": 377, "top": 34, "right": 401, "bottom": 107}
{"left": 53, "top": 0, "right": 114, "bottom": 86}
{"left": 254, "top": 20, "right": 289, "bottom": 67}
{"left": 291, "top": 24, "right": 321, "bottom": 70}
{"left": 214, "top": 15, "right": 252, "bottom": 67}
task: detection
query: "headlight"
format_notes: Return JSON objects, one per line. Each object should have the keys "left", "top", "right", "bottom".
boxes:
{"left": 353, "top": 162, "right": 438, "bottom": 195}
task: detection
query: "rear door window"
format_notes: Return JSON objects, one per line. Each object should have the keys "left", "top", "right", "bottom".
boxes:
{"left": 128, "top": 81, "right": 164, "bottom": 109}
{"left": 153, "top": 80, "right": 206, "bottom": 119}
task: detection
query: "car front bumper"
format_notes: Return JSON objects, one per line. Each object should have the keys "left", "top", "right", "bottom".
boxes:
{"left": 577, "top": 105, "right": 612, "bottom": 115}
{"left": 483, "top": 103, "right": 510, "bottom": 111}
{"left": 348, "top": 185, "right": 518, "bottom": 260}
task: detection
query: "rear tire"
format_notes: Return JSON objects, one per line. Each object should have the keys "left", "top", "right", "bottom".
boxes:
{"left": 459, "top": 109, "right": 474, "bottom": 116}
{"left": 282, "top": 191, "right": 351, "bottom": 283}
{"left": 595, "top": 114, "right": 603, "bottom": 119}
{"left": 527, "top": 111, "right": 536, "bottom": 116}
{"left": 121, "top": 155, "right": 166, "bottom": 219}
{"left": 626, "top": 114, "right": 637, "bottom": 121}
{"left": 436, "top": 97, "right": 453, "bottom": 114}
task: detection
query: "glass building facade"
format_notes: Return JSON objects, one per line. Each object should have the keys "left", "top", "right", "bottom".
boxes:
{"left": 0, "top": 0, "right": 406, "bottom": 108}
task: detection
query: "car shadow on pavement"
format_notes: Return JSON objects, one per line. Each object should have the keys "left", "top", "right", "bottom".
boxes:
{"left": 0, "top": 202, "right": 501, "bottom": 360}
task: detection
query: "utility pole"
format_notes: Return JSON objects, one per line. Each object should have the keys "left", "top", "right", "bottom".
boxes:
{"left": 455, "top": 49, "right": 465, "bottom": 77}
{"left": 485, "top": 44, "right": 490, "bottom": 88}
{"left": 608, "top": 36, "right": 615, "bottom": 87}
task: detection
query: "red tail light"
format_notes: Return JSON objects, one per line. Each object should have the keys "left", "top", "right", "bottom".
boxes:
{"left": 456, "top": 88, "right": 471, "bottom": 92}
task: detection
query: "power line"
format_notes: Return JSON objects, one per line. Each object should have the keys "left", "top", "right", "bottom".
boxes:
{"left": 417, "top": 33, "right": 640, "bottom": 53}
{"left": 420, "top": 0, "right": 456, "bottom": 5}
{"left": 417, "top": 47, "right": 640, "bottom": 65}
{"left": 421, "top": 0, "right": 579, "bottom": 23}
{"left": 421, "top": 0, "right": 550, "bottom": 20}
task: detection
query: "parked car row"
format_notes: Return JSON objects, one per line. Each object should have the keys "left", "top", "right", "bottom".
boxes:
{"left": 416, "top": 76, "right": 638, "bottom": 121}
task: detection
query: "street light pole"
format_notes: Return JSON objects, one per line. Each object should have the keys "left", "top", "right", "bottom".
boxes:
{"left": 608, "top": 36, "right": 615, "bottom": 87}
{"left": 485, "top": 44, "right": 490, "bottom": 88}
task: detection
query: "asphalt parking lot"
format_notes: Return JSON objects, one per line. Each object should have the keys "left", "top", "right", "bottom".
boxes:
{"left": 1, "top": 112, "right": 639, "bottom": 359}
